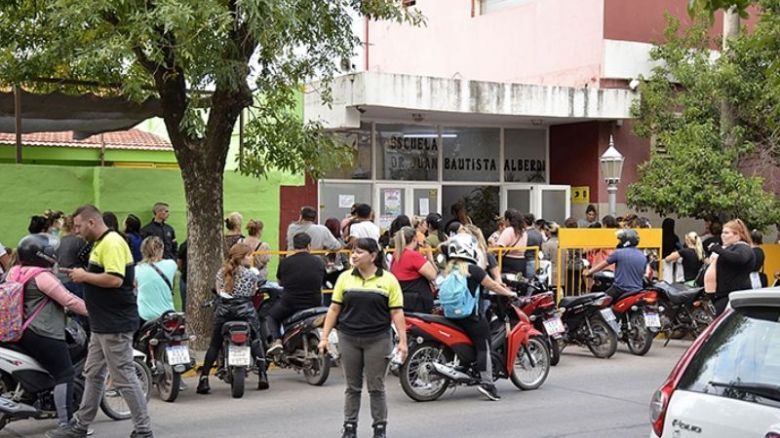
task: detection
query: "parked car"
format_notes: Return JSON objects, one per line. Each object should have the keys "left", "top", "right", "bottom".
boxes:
{"left": 649, "top": 288, "right": 780, "bottom": 438}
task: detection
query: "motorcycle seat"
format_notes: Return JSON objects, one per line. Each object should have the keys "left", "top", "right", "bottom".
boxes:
{"left": 283, "top": 307, "right": 329, "bottom": 327}
{"left": 559, "top": 292, "right": 607, "bottom": 309}
{"left": 0, "top": 342, "right": 28, "bottom": 354}
{"left": 654, "top": 283, "right": 703, "bottom": 305}
{"left": 221, "top": 320, "right": 251, "bottom": 335}
{"left": 406, "top": 312, "right": 467, "bottom": 334}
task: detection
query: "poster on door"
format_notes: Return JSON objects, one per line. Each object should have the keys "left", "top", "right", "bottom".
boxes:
{"left": 384, "top": 189, "right": 402, "bottom": 217}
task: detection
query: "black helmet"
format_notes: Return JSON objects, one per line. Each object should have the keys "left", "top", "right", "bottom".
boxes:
{"left": 616, "top": 229, "right": 640, "bottom": 248}
{"left": 17, "top": 234, "right": 58, "bottom": 268}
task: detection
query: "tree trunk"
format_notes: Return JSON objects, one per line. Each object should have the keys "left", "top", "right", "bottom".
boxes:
{"left": 721, "top": 6, "right": 740, "bottom": 148}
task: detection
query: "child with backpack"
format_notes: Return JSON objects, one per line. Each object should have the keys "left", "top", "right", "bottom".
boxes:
{"left": 439, "top": 234, "right": 517, "bottom": 401}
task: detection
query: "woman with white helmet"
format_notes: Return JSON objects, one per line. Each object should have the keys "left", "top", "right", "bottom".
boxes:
{"left": 442, "top": 234, "right": 516, "bottom": 401}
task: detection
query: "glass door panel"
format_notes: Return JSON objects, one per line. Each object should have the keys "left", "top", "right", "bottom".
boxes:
{"left": 319, "top": 182, "right": 372, "bottom": 225}
{"left": 540, "top": 186, "right": 570, "bottom": 225}
{"left": 376, "top": 185, "right": 406, "bottom": 230}
{"left": 412, "top": 187, "right": 439, "bottom": 218}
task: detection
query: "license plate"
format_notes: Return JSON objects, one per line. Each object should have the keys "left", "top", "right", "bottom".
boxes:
{"left": 165, "top": 345, "right": 191, "bottom": 366}
{"left": 227, "top": 345, "right": 251, "bottom": 366}
{"left": 542, "top": 315, "right": 566, "bottom": 335}
{"left": 600, "top": 308, "right": 617, "bottom": 322}
{"left": 644, "top": 312, "right": 661, "bottom": 328}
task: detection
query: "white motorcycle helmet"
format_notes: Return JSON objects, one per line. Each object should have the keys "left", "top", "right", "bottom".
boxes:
{"left": 446, "top": 233, "right": 478, "bottom": 264}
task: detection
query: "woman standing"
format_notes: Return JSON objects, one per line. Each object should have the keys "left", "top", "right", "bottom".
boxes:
{"left": 241, "top": 219, "right": 271, "bottom": 282}
{"left": 124, "top": 214, "right": 143, "bottom": 263}
{"left": 223, "top": 212, "right": 244, "bottom": 258}
{"left": 318, "top": 238, "right": 407, "bottom": 438}
{"left": 390, "top": 227, "right": 437, "bottom": 314}
{"left": 135, "top": 236, "right": 177, "bottom": 325}
{"left": 664, "top": 232, "right": 704, "bottom": 285}
{"left": 707, "top": 219, "right": 755, "bottom": 315}
{"left": 495, "top": 209, "right": 527, "bottom": 275}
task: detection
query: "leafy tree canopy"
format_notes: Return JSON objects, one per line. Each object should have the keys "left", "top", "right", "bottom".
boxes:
{"left": 628, "top": 4, "right": 780, "bottom": 229}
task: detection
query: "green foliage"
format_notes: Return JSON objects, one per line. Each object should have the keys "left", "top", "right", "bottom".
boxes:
{"left": 628, "top": 8, "right": 780, "bottom": 229}
{"left": 688, "top": 0, "right": 755, "bottom": 18}
{"left": 0, "top": 0, "right": 424, "bottom": 174}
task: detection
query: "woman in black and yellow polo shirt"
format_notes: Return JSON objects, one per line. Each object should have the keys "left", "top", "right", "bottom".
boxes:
{"left": 319, "top": 238, "right": 408, "bottom": 438}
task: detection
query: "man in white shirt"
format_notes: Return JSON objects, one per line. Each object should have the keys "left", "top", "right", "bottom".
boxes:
{"left": 348, "top": 204, "right": 380, "bottom": 243}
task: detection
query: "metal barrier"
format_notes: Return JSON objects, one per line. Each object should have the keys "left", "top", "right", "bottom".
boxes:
{"left": 555, "top": 229, "right": 663, "bottom": 303}
{"left": 761, "top": 243, "right": 780, "bottom": 285}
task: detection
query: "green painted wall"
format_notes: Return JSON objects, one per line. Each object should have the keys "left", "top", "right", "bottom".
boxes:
{"left": 0, "top": 163, "right": 300, "bottom": 279}
{"left": 0, "top": 145, "right": 177, "bottom": 165}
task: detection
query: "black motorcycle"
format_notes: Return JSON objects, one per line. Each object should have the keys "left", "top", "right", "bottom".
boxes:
{"left": 256, "top": 283, "right": 331, "bottom": 386}
{"left": 557, "top": 292, "right": 619, "bottom": 359}
{"left": 650, "top": 282, "right": 716, "bottom": 342}
{"left": 203, "top": 294, "right": 266, "bottom": 399}
{"left": 134, "top": 311, "right": 195, "bottom": 402}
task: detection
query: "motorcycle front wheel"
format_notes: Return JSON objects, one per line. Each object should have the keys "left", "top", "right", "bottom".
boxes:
{"left": 510, "top": 336, "right": 550, "bottom": 390}
{"left": 100, "top": 358, "right": 152, "bottom": 420}
{"left": 399, "top": 342, "right": 450, "bottom": 402}
{"left": 586, "top": 317, "right": 618, "bottom": 359}
{"left": 625, "top": 312, "right": 654, "bottom": 356}
{"left": 303, "top": 334, "right": 331, "bottom": 386}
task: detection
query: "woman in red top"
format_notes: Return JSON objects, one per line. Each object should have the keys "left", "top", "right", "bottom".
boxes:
{"left": 390, "top": 227, "right": 438, "bottom": 313}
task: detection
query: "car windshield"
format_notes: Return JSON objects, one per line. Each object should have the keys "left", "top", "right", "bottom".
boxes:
{"left": 678, "top": 306, "right": 780, "bottom": 409}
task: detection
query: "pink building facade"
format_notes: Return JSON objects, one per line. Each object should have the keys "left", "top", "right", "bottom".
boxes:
{"left": 294, "top": 0, "right": 740, "bottom": 233}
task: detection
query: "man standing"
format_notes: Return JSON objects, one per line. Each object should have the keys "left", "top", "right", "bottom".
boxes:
{"left": 267, "top": 233, "right": 326, "bottom": 354}
{"left": 140, "top": 202, "right": 177, "bottom": 259}
{"left": 577, "top": 204, "right": 598, "bottom": 229}
{"left": 286, "top": 206, "right": 342, "bottom": 252}
{"left": 348, "top": 203, "right": 380, "bottom": 243}
{"left": 48, "top": 205, "right": 152, "bottom": 438}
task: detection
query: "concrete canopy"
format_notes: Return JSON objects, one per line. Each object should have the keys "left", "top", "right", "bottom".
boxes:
{"left": 305, "top": 72, "right": 637, "bottom": 128}
{"left": 0, "top": 89, "right": 162, "bottom": 139}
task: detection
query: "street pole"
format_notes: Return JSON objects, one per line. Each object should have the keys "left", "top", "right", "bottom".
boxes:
{"left": 607, "top": 183, "right": 617, "bottom": 217}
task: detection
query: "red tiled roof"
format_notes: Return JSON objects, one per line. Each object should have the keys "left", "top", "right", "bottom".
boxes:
{"left": 0, "top": 129, "right": 172, "bottom": 151}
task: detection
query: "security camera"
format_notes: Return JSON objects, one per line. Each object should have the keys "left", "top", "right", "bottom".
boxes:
{"left": 629, "top": 78, "right": 640, "bottom": 91}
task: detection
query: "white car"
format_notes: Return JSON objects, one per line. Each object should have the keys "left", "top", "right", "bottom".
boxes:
{"left": 650, "top": 289, "right": 780, "bottom": 438}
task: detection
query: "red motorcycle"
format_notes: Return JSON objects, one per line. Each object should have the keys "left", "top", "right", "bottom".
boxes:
{"left": 502, "top": 274, "right": 563, "bottom": 366}
{"left": 592, "top": 271, "right": 661, "bottom": 355}
{"left": 399, "top": 296, "right": 550, "bottom": 402}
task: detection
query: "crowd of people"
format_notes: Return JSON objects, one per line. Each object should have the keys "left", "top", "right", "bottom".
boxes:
{"left": 1, "top": 201, "right": 777, "bottom": 438}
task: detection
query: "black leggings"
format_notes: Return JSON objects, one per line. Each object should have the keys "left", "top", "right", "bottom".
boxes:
{"left": 501, "top": 257, "right": 526, "bottom": 276}
{"left": 19, "top": 330, "right": 74, "bottom": 384}
{"left": 451, "top": 317, "right": 490, "bottom": 373}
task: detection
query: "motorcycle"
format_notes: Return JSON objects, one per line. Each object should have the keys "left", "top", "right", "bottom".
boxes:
{"left": 556, "top": 291, "right": 619, "bottom": 359}
{"left": 255, "top": 283, "right": 331, "bottom": 386}
{"left": 399, "top": 295, "right": 550, "bottom": 402}
{"left": 134, "top": 311, "right": 195, "bottom": 402}
{"left": 203, "top": 294, "right": 263, "bottom": 399}
{"left": 502, "top": 273, "right": 563, "bottom": 366}
{"left": 0, "top": 318, "right": 152, "bottom": 429}
{"left": 649, "top": 282, "right": 716, "bottom": 342}
{"left": 591, "top": 271, "right": 661, "bottom": 356}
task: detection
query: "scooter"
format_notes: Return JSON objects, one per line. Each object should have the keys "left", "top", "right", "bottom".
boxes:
{"left": 134, "top": 311, "right": 195, "bottom": 402}
{"left": 0, "top": 318, "right": 152, "bottom": 430}
{"left": 255, "top": 283, "right": 331, "bottom": 386}
{"left": 399, "top": 295, "right": 550, "bottom": 402}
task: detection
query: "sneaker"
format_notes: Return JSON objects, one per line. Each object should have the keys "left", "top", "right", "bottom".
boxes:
{"left": 341, "top": 422, "right": 357, "bottom": 438}
{"left": 129, "top": 431, "right": 154, "bottom": 438}
{"left": 372, "top": 423, "right": 387, "bottom": 438}
{"left": 45, "top": 422, "right": 89, "bottom": 438}
{"left": 196, "top": 375, "right": 210, "bottom": 394}
{"left": 477, "top": 383, "right": 501, "bottom": 401}
{"left": 266, "top": 339, "right": 283, "bottom": 355}
{"left": 257, "top": 372, "right": 270, "bottom": 390}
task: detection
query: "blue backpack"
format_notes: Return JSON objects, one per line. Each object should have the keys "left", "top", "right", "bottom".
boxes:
{"left": 439, "top": 269, "right": 478, "bottom": 319}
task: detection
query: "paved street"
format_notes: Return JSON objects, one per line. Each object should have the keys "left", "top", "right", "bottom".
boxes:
{"left": 1, "top": 339, "right": 690, "bottom": 438}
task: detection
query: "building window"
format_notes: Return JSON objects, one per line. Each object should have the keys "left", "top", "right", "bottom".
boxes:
{"left": 375, "top": 124, "right": 439, "bottom": 181}
{"left": 480, "top": 0, "right": 532, "bottom": 14}
{"left": 442, "top": 127, "right": 500, "bottom": 182}
{"left": 323, "top": 123, "right": 372, "bottom": 180}
{"left": 503, "top": 128, "right": 547, "bottom": 183}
